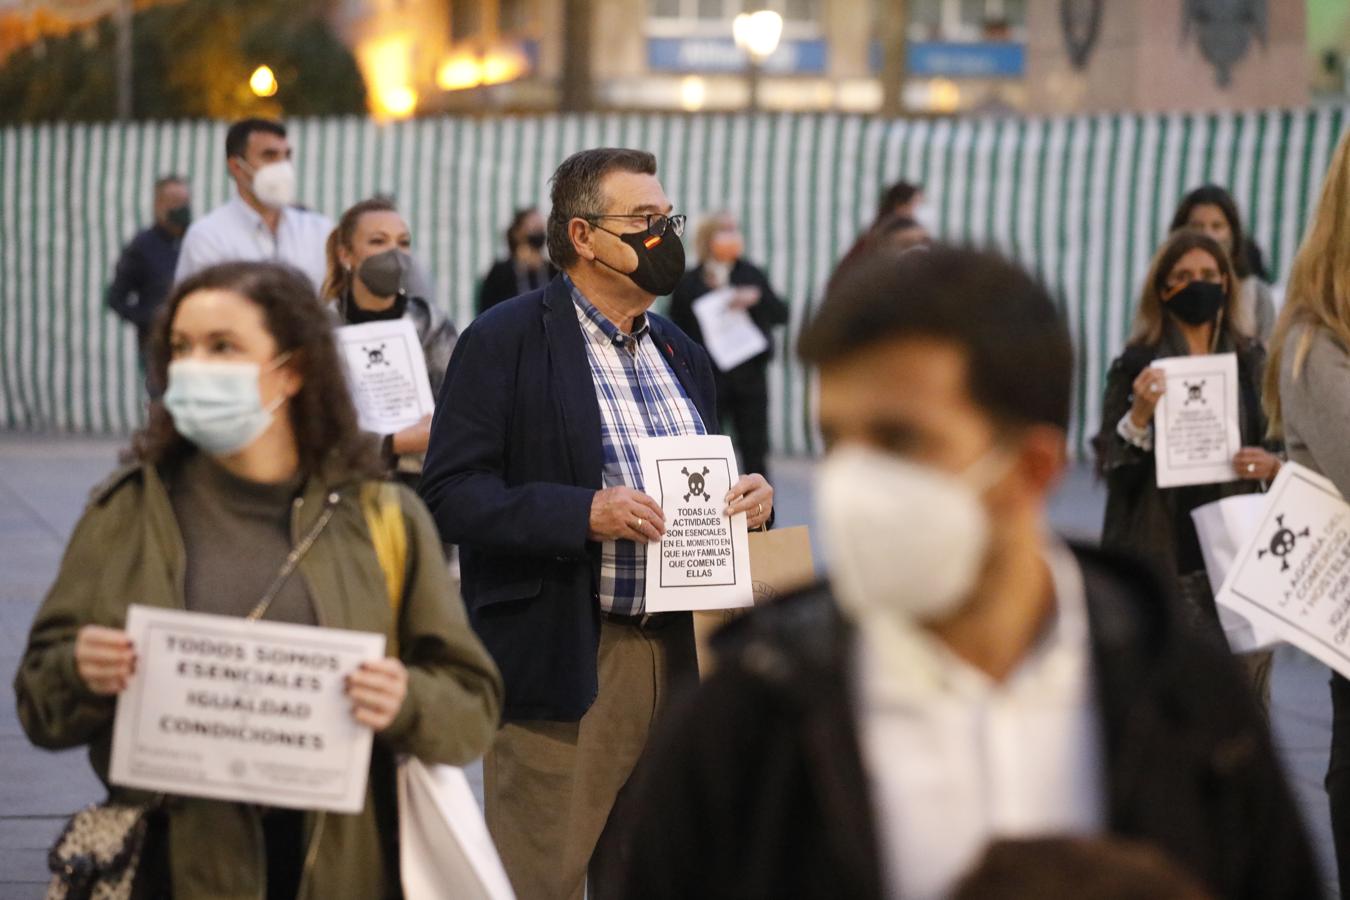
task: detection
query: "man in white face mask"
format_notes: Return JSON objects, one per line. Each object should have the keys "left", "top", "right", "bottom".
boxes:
{"left": 615, "top": 246, "right": 1318, "bottom": 900}
{"left": 174, "top": 118, "right": 333, "bottom": 293}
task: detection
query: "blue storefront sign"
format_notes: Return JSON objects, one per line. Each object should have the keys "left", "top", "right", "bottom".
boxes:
{"left": 868, "top": 41, "right": 1026, "bottom": 79}
{"left": 647, "top": 37, "right": 828, "bottom": 75}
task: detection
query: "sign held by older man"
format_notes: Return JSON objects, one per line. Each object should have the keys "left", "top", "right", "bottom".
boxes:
{"left": 638, "top": 434, "right": 753, "bottom": 612}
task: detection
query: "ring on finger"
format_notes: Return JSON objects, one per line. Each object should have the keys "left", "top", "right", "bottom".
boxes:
{"left": 633, "top": 516, "right": 643, "bottom": 530}
{"left": 1246, "top": 463, "right": 1256, "bottom": 474}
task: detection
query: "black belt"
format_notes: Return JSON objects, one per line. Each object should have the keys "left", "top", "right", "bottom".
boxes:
{"left": 600, "top": 610, "right": 681, "bottom": 631}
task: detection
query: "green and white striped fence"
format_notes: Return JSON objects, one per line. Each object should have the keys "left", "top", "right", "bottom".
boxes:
{"left": 2, "top": 108, "right": 1347, "bottom": 456}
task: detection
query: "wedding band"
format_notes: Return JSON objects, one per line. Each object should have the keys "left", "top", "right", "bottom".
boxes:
{"left": 1247, "top": 463, "right": 1256, "bottom": 473}
{"left": 1150, "top": 384, "right": 1161, "bottom": 394}
{"left": 757, "top": 503, "right": 763, "bottom": 517}
{"left": 633, "top": 516, "right": 643, "bottom": 529}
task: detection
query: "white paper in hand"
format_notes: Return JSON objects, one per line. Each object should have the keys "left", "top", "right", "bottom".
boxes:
{"left": 691, "top": 287, "right": 770, "bottom": 372}
{"left": 637, "top": 434, "right": 754, "bottom": 612}
{"left": 1152, "top": 353, "right": 1241, "bottom": 488}
{"left": 1214, "top": 463, "right": 1350, "bottom": 678}
{"left": 337, "top": 319, "right": 435, "bottom": 434}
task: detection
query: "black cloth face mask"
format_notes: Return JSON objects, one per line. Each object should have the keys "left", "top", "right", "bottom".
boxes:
{"left": 596, "top": 226, "right": 686, "bottom": 297}
{"left": 523, "top": 231, "right": 546, "bottom": 250}
{"left": 165, "top": 205, "right": 192, "bottom": 232}
{"left": 1165, "top": 280, "right": 1226, "bottom": 326}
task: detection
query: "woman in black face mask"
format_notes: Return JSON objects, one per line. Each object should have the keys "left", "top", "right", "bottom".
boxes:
{"left": 322, "top": 197, "right": 458, "bottom": 481}
{"left": 477, "top": 206, "right": 557, "bottom": 315}
{"left": 1094, "top": 231, "right": 1281, "bottom": 667}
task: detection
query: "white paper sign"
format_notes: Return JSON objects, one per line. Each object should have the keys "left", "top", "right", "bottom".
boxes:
{"left": 1153, "top": 353, "right": 1242, "bottom": 489}
{"left": 637, "top": 434, "right": 753, "bottom": 612}
{"left": 1215, "top": 464, "right": 1350, "bottom": 679}
{"left": 691, "top": 287, "right": 770, "bottom": 372}
{"left": 110, "top": 605, "right": 385, "bottom": 814}
{"left": 338, "top": 319, "right": 435, "bottom": 434}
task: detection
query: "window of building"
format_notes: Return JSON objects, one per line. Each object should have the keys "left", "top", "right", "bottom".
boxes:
{"left": 877, "top": 0, "right": 1026, "bottom": 41}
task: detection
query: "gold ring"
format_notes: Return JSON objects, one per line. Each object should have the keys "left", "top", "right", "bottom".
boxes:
{"left": 634, "top": 516, "right": 643, "bottom": 529}
{"left": 757, "top": 503, "right": 763, "bottom": 517}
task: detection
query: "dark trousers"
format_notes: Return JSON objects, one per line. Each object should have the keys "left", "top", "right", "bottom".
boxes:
{"left": 715, "top": 364, "right": 771, "bottom": 481}
{"left": 1329, "top": 673, "right": 1350, "bottom": 897}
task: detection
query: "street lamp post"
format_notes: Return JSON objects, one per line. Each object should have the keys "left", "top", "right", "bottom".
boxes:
{"left": 732, "top": 10, "right": 783, "bottom": 112}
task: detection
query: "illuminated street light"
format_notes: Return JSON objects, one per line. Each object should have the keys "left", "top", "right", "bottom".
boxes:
{"left": 249, "top": 65, "right": 278, "bottom": 98}
{"left": 732, "top": 10, "right": 783, "bottom": 112}
{"left": 732, "top": 10, "right": 784, "bottom": 62}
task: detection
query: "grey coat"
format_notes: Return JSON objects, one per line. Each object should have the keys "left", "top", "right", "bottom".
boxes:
{"left": 1280, "top": 322, "right": 1350, "bottom": 493}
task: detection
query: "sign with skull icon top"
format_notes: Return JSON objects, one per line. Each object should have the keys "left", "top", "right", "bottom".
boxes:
{"left": 1215, "top": 463, "right": 1350, "bottom": 679}
{"left": 336, "top": 319, "right": 435, "bottom": 435}
{"left": 637, "top": 434, "right": 753, "bottom": 612}
{"left": 1152, "top": 352, "right": 1242, "bottom": 489}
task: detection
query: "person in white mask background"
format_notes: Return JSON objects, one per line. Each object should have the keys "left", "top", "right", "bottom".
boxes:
{"left": 614, "top": 245, "right": 1317, "bottom": 900}
{"left": 15, "top": 260, "right": 502, "bottom": 898}
{"left": 174, "top": 118, "right": 333, "bottom": 293}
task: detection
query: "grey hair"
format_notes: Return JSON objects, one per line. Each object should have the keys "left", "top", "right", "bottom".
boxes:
{"left": 546, "top": 148, "right": 658, "bottom": 269}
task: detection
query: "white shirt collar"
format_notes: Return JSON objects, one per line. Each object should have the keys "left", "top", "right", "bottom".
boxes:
{"left": 855, "top": 538, "right": 1090, "bottom": 705}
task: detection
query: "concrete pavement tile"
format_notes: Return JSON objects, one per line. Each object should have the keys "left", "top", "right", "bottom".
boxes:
{"left": 0, "top": 737, "right": 101, "bottom": 818}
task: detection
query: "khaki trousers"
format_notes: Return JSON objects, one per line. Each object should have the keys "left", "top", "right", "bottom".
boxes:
{"left": 483, "top": 617, "right": 695, "bottom": 900}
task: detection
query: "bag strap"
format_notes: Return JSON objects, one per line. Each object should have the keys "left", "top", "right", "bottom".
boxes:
{"left": 246, "top": 493, "right": 341, "bottom": 623}
{"left": 361, "top": 481, "right": 409, "bottom": 656}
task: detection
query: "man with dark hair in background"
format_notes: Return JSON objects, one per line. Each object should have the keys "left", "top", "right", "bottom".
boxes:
{"left": 107, "top": 174, "right": 191, "bottom": 388}
{"left": 616, "top": 245, "right": 1318, "bottom": 900}
{"left": 174, "top": 117, "right": 332, "bottom": 291}
{"left": 419, "top": 147, "right": 774, "bottom": 900}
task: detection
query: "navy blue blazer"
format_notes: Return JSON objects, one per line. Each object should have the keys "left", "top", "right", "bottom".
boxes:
{"left": 419, "top": 276, "right": 718, "bottom": 722}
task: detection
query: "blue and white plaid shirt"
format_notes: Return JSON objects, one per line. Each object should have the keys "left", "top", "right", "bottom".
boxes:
{"left": 570, "top": 277, "right": 706, "bottom": 615}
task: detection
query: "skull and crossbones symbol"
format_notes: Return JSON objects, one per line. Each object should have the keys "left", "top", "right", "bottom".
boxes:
{"left": 363, "top": 344, "right": 389, "bottom": 369}
{"left": 683, "top": 466, "right": 711, "bottom": 503}
{"left": 1183, "top": 380, "right": 1206, "bottom": 405}
{"left": 1258, "top": 514, "right": 1311, "bottom": 573}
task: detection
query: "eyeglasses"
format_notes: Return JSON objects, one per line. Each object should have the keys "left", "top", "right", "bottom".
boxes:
{"left": 582, "top": 213, "right": 687, "bottom": 239}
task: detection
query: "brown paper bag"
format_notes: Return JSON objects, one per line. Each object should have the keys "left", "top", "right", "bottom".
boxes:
{"left": 692, "top": 526, "right": 816, "bottom": 678}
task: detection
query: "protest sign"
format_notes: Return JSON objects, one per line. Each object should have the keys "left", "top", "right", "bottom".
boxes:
{"left": 637, "top": 434, "right": 753, "bottom": 612}
{"left": 1153, "top": 353, "right": 1242, "bottom": 488}
{"left": 691, "top": 287, "right": 770, "bottom": 372}
{"left": 110, "top": 605, "right": 384, "bottom": 814}
{"left": 337, "top": 319, "right": 435, "bottom": 434}
{"left": 1215, "top": 464, "right": 1350, "bottom": 678}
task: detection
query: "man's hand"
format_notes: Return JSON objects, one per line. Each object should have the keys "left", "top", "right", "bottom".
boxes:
{"left": 724, "top": 474, "right": 774, "bottom": 530}
{"left": 589, "top": 486, "right": 666, "bottom": 544}
{"left": 727, "top": 286, "right": 762, "bottom": 311}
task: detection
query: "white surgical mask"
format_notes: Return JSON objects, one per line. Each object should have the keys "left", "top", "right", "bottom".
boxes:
{"left": 163, "top": 357, "right": 288, "bottom": 456}
{"left": 815, "top": 443, "right": 1007, "bottom": 626}
{"left": 244, "top": 160, "right": 297, "bottom": 209}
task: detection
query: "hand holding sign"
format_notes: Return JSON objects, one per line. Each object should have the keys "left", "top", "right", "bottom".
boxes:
{"left": 724, "top": 473, "right": 773, "bottom": 530}
{"left": 75, "top": 625, "right": 137, "bottom": 696}
{"left": 1152, "top": 353, "right": 1242, "bottom": 488}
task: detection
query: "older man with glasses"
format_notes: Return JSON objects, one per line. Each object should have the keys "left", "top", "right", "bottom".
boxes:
{"left": 419, "top": 147, "right": 774, "bottom": 900}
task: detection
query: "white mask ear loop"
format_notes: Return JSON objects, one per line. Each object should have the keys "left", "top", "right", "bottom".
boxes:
{"left": 260, "top": 351, "right": 295, "bottom": 415}
{"left": 960, "top": 445, "right": 1014, "bottom": 496}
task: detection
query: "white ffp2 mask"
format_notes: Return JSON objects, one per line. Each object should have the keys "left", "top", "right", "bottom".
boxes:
{"left": 247, "top": 160, "right": 297, "bottom": 209}
{"left": 816, "top": 444, "right": 1006, "bottom": 625}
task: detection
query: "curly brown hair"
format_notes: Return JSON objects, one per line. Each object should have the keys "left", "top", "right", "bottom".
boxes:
{"left": 129, "top": 261, "right": 381, "bottom": 480}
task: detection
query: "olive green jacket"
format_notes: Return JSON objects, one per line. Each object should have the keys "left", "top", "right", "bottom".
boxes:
{"left": 14, "top": 460, "right": 503, "bottom": 899}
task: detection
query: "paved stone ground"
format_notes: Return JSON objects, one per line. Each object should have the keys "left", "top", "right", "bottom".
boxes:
{"left": 0, "top": 436, "right": 1338, "bottom": 895}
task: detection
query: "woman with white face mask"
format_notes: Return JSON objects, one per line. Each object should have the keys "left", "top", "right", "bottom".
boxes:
{"left": 322, "top": 197, "right": 458, "bottom": 483}
{"left": 15, "top": 262, "right": 502, "bottom": 899}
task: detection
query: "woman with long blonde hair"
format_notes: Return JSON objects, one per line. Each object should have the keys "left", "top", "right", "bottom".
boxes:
{"left": 1265, "top": 129, "right": 1350, "bottom": 898}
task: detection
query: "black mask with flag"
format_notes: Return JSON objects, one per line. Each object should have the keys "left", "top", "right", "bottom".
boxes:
{"left": 598, "top": 227, "right": 686, "bottom": 297}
